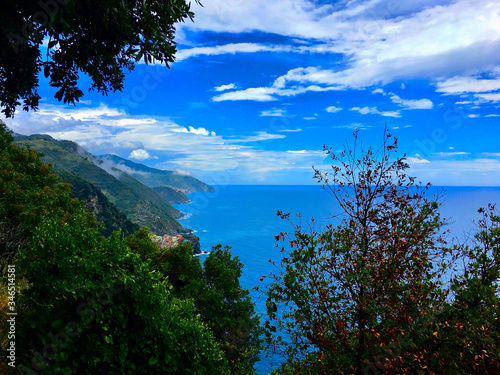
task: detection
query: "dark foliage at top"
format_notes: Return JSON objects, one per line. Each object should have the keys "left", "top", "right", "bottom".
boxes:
{"left": 1, "top": 0, "right": 198, "bottom": 117}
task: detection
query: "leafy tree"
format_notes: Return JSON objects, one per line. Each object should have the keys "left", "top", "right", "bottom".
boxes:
{"left": 0, "top": 120, "right": 84, "bottom": 259}
{"left": 1, "top": 0, "right": 199, "bottom": 117}
{"left": 265, "top": 130, "right": 497, "bottom": 374}
{"left": 126, "top": 226, "right": 163, "bottom": 262}
{"left": 128, "top": 231, "right": 263, "bottom": 374}
{"left": 426, "top": 204, "right": 500, "bottom": 374}
{"left": 194, "top": 245, "right": 263, "bottom": 374}
{"left": 16, "top": 211, "right": 228, "bottom": 374}
{"left": 0, "top": 124, "right": 229, "bottom": 374}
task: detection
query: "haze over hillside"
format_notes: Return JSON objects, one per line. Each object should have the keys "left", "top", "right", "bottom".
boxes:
{"left": 14, "top": 134, "right": 213, "bottom": 240}
{"left": 100, "top": 154, "right": 216, "bottom": 194}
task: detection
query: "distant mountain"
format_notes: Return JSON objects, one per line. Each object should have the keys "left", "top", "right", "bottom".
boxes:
{"left": 100, "top": 154, "right": 215, "bottom": 194}
{"left": 14, "top": 135, "right": 185, "bottom": 236}
{"left": 153, "top": 186, "right": 191, "bottom": 204}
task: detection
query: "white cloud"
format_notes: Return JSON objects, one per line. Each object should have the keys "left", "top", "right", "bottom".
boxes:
{"left": 37, "top": 103, "right": 126, "bottom": 121}
{"left": 5, "top": 103, "right": 327, "bottom": 184}
{"left": 182, "top": 0, "right": 500, "bottom": 96}
{"left": 129, "top": 149, "right": 157, "bottom": 161}
{"left": 474, "top": 92, "right": 500, "bottom": 102}
{"left": 332, "top": 122, "right": 371, "bottom": 130}
{"left": 109, "top": 162, "right": 152, "bottom": 178}
{"left": 260, "top": 108, "right": 286, "bottom": 117}
{"left": 212, "top": 87, "right": 278, "bottom": 102}
{"left": 214, "top": 83, "right": 237, "bottom": 92}
{"left": 485, "top": 114, "right": 500, "bottom": 117}
{"left": 325, "top": 105, "right": 343, "bottom": 113}
{"left": 171, "top": 125, "right": 215, "bottom": 136}
{"left": 350, "top": 106, "right": 401, "bottom": 118}
{"left": 407, "top": 157, "right": 431, "bottom": 164}
{"left": 119, "top": 140, "right": 145, "bottom": 149}
{"left": 176, "top": 43, "right": 292, "bottom": 62}
{"left": 389, "top": 94, "right": 433, "bottom": 109}
{"left": 433, "top": 152, "right": 470, "bottom": 157}
{"left": 173, "top": 169, "right": 192, "bottom": 176}
{"left": 468, "top": 114, "right": 480, "bottom": 118}
{"left": 279, "top": 128, "right": 302, "bottom": 132}
{"left": 189, "top": 126, "right": 212, "bottom": 136}
{"left": 230, "top": 131, "right": 286, "bottom": 143}
{"left": 398, "top": 158, "right": 500, "bottom": 186}
{"left": 436, "top": 77, "right": 500, "bottom": 94}
{"left": 211, "top": 76, "right": 341, "bottom": 102}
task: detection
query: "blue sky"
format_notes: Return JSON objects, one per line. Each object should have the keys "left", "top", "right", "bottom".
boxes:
{"left": 4, "top": 0, "right": 500, "bottom": 185}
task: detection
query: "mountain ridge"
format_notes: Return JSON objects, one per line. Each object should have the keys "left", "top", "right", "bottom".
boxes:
{"left": 99, "top": 154, "right": 215, "bottom": 194}
{"left": 14, "top": 135, "right": 186, "bottom": 236}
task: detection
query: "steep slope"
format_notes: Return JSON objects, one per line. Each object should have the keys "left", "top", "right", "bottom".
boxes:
{"left": 14, "top": 135, "right": 185, "bottom": 235}
{"left": 100, "top": 154, "right": 215, "bottom": 194}
{"left": 153, "top": 186, "right": 191, "bottom": 204}
{"left": 55, "top": 168, "right": 139, "bottom": 237}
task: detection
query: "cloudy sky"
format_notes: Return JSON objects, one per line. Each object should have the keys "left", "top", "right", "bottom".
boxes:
{"left": 4, "top": 0, "right": 500, "bottom": 185}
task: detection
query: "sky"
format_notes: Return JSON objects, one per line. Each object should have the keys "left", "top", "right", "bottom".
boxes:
{"left": 4, "top": 0, "right": 500, "bottom": 186}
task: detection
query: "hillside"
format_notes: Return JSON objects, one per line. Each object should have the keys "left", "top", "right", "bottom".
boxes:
{"left": 14, "top": 135, "right": 185, "bottom": 235}
{"left": 100, "top": 154, "right": 215, "bottom": 194}
{"left": 55, "top": 168, "right": 139, "bottom": 237}
{"left": 153, "top": 186, "right": 191, "bottom": 204}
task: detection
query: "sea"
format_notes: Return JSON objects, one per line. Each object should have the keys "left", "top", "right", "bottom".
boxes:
{"left": 174, "top": 185, "right": 500, "bottom": 374}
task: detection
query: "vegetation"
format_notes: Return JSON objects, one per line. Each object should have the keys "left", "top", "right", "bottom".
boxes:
{"left": 265, "top": 130, "right": 500, "bottom": 374}
{"left": 0, "top": 123, "right": 263, "bottom": 373}
{"left": 127, "top": 229, "right": 263, "bottom": 373}
{"left": 101, "top": 154, "right": 216, "bottom": 194}
{"left": 14, "top": 134, "right": 185, "bottom": 235}
{"left": 53, "top": 168, "right": 139, "bottom": 237}
{"left": 153, "top": 186, "right": 191, "bottom": 204}
{"left": 2, "top": 114, "right": 499, "bottom": 374}
{"left": 0, "top": 127, "right": 73, "bottom": 260}
{"left": 1, "top": 0, "right": 198, "bottom": 117}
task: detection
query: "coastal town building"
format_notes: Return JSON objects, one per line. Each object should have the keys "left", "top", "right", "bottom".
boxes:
{"left": 151, "top": 234, "right": 187, "bottom": 249}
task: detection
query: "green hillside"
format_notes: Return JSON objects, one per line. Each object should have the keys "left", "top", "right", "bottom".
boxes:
{"left": 100, "top": 154, "right": 215, "bottom": 194}
{"left": 153, "top": 186, "right": 191, "bottom": 204}
{"left": 55, "top": 168, "right": 139, "bottom": 236}
{"left": 14, "top": 135, "right": 185, "bottom": 235}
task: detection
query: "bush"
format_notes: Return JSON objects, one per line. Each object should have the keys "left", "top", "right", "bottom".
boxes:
{"left": 266, "top": 130, "right": 500, "bottom": 374}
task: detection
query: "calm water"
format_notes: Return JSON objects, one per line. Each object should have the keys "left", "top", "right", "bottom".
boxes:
{"left": 174, "top": 185, "right": 500, "bottom": 374}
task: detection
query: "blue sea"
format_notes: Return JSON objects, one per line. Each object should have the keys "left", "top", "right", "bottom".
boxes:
{"left": 174, "top": 185, "right": 500, "bottom": 374}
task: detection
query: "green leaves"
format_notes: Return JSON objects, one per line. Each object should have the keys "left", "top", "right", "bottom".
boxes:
{"left": 146, "top": 243, "right": 264, "bottom": 373}
{"left": 0, "top": 0, "right": 198, "bottom": 117}
{"left": 0, "top": 127, "right": 230, "bottom": 374}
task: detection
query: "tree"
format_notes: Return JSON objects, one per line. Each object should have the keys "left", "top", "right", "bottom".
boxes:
{"left": 0, "top": 120, "right": 81, "bottom": 259}
{"left": 193, "top": 245, "right": 263, "bottom": 374}
{"left": 0, "top": 0, "right": 198, "bottom": 117}
{"left": 129, "top": 233, "right": 264, "bottom": 374}
{"left": 0, "top": 122, "right": 229, "bottom": 374}
{"left": 430, "top": 204, "right": 500, "bottom": 373}
{"left": 15, "top": 213, "right": 228, "bottom": 374}
{"left": 265, "top": 129, "right": 500, "bottom": 374}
